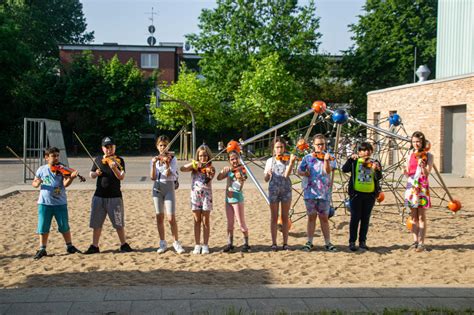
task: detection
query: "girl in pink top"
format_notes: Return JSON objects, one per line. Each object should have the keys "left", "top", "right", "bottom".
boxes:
{"left": 404, "top": 131, "right": 433, "bottom": 252}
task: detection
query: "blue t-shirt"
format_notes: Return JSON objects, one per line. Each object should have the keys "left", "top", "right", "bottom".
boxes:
{"left": 35, "top": 165, "right": 67, "bottom": 206}
{"left": 298, "top": 154, "right": 337, "bottom": 201}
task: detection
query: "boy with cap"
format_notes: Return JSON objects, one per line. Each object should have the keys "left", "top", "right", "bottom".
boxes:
{"left": 84, "top": 136, "right": 133, "bottom": 254}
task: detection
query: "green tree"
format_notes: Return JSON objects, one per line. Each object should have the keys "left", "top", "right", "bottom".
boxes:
{"left": 62, "top": 53, "right": 154, "bottom": 152}
{"left": 151, "top": 65, "right": 224, "bottom": 131}
{"left": 186, "top": 0, "right": 322, "bottom": 104}
{"left": 233, "top": 53, "right": 304, "bottom": 132}
{"left": 343, "top": 0, "right": 437, "bottom": 117}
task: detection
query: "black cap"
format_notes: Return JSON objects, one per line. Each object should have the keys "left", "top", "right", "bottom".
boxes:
{"left": 101, "top": 136, "right": 115, "bottom": 146}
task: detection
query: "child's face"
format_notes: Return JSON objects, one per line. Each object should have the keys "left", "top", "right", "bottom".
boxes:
{"left": 229, "top": 153, "right": 240, "bottom": 167}
{"left": 411, "top": 137, "right": 423, "bottom": 151}
{"left": 274, "top": 141, "right": 285, "bottom": 155}
{"left": 102, "top": 144, "right": 116, "bottom": 157}
{"left": 358, "top": 148, "right": 372, "bottom": 159}
{"left": 157, "top": 141, "right": 168, "bottom": 154}
{"left": 197, "top": 150, "right": 209, "bottom": 163}
{"left": 312, "top": 138, "right": 326, "bottom": 153}
{"left": 45, "top": 152, "right": 60, "bottom": 165}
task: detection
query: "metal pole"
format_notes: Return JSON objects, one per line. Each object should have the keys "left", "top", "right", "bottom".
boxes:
{"left": 432, "top": 164, "right": 454, "bottom": 202}
{"left": 239, "top": 156, "right": 269, "bottom": 205}
{"left": 241, "top": 109, "right": 314, "bottom": 146}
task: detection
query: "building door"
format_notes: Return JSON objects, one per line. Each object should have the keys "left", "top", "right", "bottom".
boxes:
{"left": 443, "top": 105, "right": 466, "bottom": 175}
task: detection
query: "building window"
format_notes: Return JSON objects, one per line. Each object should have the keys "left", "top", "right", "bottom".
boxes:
{"left": 141, "top": 54, "right": 159, "bottom": 69}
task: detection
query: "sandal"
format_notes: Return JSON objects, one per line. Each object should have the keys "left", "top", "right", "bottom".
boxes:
{"left": 271, "top": 244, "right": 278, "bottom": 252}
{"left": 301, "top": 241, "right": 313, "bottom": 252}
{"left": 409, "top": 242, "right": 418, "bottom": 250}
{"left": 282, "top": 244, "right": 289, "bottom": 251}
{"left": 416, "top": 244, "right": 425, "bottom": 252}
{"left": 325, "top": 243, "right": 337, "bottom": 252}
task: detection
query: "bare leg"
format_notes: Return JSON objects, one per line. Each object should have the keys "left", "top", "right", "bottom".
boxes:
{"left": 116, "top": 227, "right": 126, "bottom": 245}
{"left": 168, "top": 214, "right": 179, "bottom": 241}
{"left": 269, "top": 202, "right": 279, "bottom": 245}
{"left": 417, "top": 208, "right": 427, "bottom": 244}
{"left": 410, "top": 208, "right": 419, "bottom": 244}
{"left": 193, "top": 210, "right": 202, "bottom": 245}
{"left": 92, "top": 228, "right": 102, "bottom": 247}
{"left": 156, "top": 214, "right": 165, "bottom": 240}
{"left": 319, "top": 214, "right": 331, "bottom": 243}
{"left": 202, "top": 211, "right": 210, "bottom": 245}
{"left": 40, "top": 233, "right": 49, "bottom": 247}
{"left": 61, "top": 231, "right": 72, "bottom": 244}
{"left": 280, "top": 201, "right": 291, "bottom": 245}
{"left": 307, "top": 213, "right": 317, "bottom": 242}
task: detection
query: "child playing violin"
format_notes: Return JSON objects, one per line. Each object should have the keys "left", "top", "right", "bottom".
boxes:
{"left": 404, "top": 131, "right": 433, "bottom": 252}
{"left": 151, "top": 135, "right": 185, "bottom": 254}
{"left": 180, "top": 144, "right": 216, "bottom": 254}
{"left": 217, "top": 150, "right": 250, "bottom": 252}
{"left": 84, "top": 136, "right": 133, "bottom": 254}
{"left": 297, "top": 134, "right": 337, "bottom": 252}
{"left": 342, "top": 142, "right": 382, "bottom": 252}
{"left": 264, "top": 137, "right": 296, "bottom": 251}
{"left": 31, "top": 147, "right": 81, "bottom": 260}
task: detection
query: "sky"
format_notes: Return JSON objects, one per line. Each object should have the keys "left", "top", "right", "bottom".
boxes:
{"left": 80, "top": 0, "right": 365, "bottom": 55}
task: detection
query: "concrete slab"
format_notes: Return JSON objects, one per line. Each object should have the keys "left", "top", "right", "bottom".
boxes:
{"left": 372, "top": 287, "right": 434, "bottom": 297}
{"left": 303, "top": 297, "right": 369, "bottom": 312}
{"left": 322, "top": 287, "right": 381, "bottom": 298}
{"left": 0, "top": 304, "right": 11, "bottom": 315}
{"left": 0, "top": 288, "right": 51, "bottom": 303}
{"left": 68, "top": 301, "right": 131, "bottom": 314}
{"left": 359, "top": 297, "right": 422, "bottom": 311}
{"left": 190, "top": 299, "right": 250, "bottom": 314}
{"left": 105, "top": 286, "right": 162, "bottom": 301}
{"left": 268, "top": 287, "right": 328, "bottom": 298}
{"left": 6, "top": 302, "right": 71, "bottom": 314}
{"left": 424, "top": 287, "right": 474, "bottom": 298}
{"left": 215, "top": 286, "right": 273, "bottom": 299}
{"left": 414, "top": 297, "right": 474, "bottom": 310}
{"left": 162, "top": 286, "right": 218, "bottom": 300}
{"left": 246, "top": 298, "right": 309, "bottom": 313}
{"left": 130, "top": 300, "right": 191, "bottom": 314}
{"left": 47, "top": 287, "right": 107, "bottom": 302}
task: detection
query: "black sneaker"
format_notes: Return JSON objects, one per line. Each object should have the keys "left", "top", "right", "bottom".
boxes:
{"left": 222, "top": 244, "right": 235, "bottom": 253}
{"left": 34, "top": 248, "right": 47, "bottom": 260}
{"left": 120, "top": 242, "right": 133, "bottom": 252}
{"left": 349, "top": 242, "right": 358, "bottom": 252}
{"left": 359, "top": 241, "right": 369, "bottom": 250}
{"left": 67, "top": 245, "right": 81, "bottom": 254}
{"left": 241, "top": 244, "right": 251, "bottom": 253}
{"left": 84, "top": 245, "right": 100, "bottom": 255}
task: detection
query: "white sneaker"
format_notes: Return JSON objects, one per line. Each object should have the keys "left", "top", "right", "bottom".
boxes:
{"left": 192, "top": 244, "right": 201, "bottom": 255}
{"left": 201, "top": 245, "right": 210, "bottom": 254}
{"left": 157, "top": 240, "right": 167, "bottom": 254}
{"left": 173, "top": 240, "right": 185, "bottom": 254}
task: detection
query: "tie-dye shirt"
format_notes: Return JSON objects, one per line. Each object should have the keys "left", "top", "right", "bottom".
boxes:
{"left": 298, "top": 154, "right": 337, "bottom": 201}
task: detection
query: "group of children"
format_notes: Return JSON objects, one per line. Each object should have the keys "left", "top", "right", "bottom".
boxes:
{"left": 32, "top": 131, "right": 433, "bottom": 259}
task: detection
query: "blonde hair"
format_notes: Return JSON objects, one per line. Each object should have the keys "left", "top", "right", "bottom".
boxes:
{"left": 195, "top": 144, "right": 213, "bottom": 161}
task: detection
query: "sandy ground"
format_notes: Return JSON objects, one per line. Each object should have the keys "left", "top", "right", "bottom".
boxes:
{"left": 0, "top": 187, "right": 472, "bottom": 288}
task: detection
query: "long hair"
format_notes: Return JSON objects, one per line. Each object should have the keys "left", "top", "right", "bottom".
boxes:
{"left": 155, "top": 135, "right": 169, "bottom": 146}
{"left": 195, "top": 144, "right": 213, "bottom": 161}
{"left": 411, "top": 131, "right": 427, "bottom": 151}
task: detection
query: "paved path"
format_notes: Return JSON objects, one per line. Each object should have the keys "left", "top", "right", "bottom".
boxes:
{"left": 0, "top": 285, "right": 473, "bottom": 314}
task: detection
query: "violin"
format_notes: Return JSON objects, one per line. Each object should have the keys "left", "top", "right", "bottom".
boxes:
{"left": 50, "top": 163, "right": 86, "bottom": 182}
{"left": 102, "top": 155, "right": 124, "bottom": 171}
{"left": 362, "top": 158, "right": 379, "bottom": 169}
{"left": 312, "top": 152, "right": 335, "bottom": 161}
{"left": 232, "top": 165, "right": 247, "bottom": 180}
{"left": 414, "top": 150, "right": 428, "bottom": 164}
{"left": 276, "top": 153, "right": 291, "bottom": 162}
{"left": 197, "top": 161, "right": 214, "bottom": 184}
{"left": 155, "top": 151, "right": 175, "bottom": 164}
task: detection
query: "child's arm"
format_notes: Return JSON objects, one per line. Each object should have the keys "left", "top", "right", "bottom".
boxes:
{"left": 264, "top": 158, "right": 272, "bottom": 182}
{"left": 110, "top": 163, "right": 125, "bottom": 181}
{"left": 180, "top": 160, "right": 196, "bottom": 172}
{"left": 217, "top": 167, "right": 231, "bottom": 180}
{"left": 150, "top": 157, "right": 159, "bottom": 180}
{"left": 297, "top": 157, "right": 310, "bottom": 177}
{"left": 341, "top": 157, "right": 355, "bottom": 173}
{"left": 32, "top": 177, "right": 42, "bottom": 188}
{"left": 323, "top": 152, "right": 332, "bottom": 174}
{"left": 63, "top": 171, "right": 78, "bottom": 187}
{"left": 283, "top": 154, "right": 297, "bottom": 178}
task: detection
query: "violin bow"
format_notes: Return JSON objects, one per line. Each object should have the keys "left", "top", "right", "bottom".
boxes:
{"left": 5, "top": 146, "right": 37, "bottom": 176}
{"left": 73, "top": 131, "right": 102, "bottom": 170}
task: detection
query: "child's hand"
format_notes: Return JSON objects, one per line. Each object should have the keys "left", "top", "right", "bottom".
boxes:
{"left": 70, "top": 170, "right": 79, "bottom": 179}
{"left": 290, "top": 154, "right": 297, "bottom": 163}
{"left": 324, "top": 152, "right": 331, "bottom": 161}
{"left": 33, "top": 178, "right": 42, "bottom": 186}
{"left": 207, "top": 167, "right": 215, "bottom": 178}
{"left": 222, "top": 166, "right": 231, "bottom": 174}
{"left": 152, "top": 156, "right": 159, "bottom": 164}
{"left": 351, "top": 154, "right": 358, "bottom": 160}
{"left": 95, "top": 169, "right": 103, "bottom": 176}
{"left": 372, "top": 161, "right": 381, "bottom": 171}
{"left": 418, "top": 159, "right": 426, "bottom": 167}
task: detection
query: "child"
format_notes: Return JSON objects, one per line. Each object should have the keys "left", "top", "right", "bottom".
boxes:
{"left": 84, "top": 136, "right": 133, "bottom": 254}
{"left": 297, "top": 134, "right": 337, "bottom": 252}
{"left": 264, "top": 137, "right": 296, "bottom": 251}
{"left": 217, "top": 150, "right": 250, "bottom": 252}
{"left": 180, "top": 145, "right": 216, "bottom": 254}
{"left": 404, "top": 131, "right": 433, "bottom": 252}
{"left": 32, "top": 147, "right": 81, "bottom": 260}
{"left": 151, "top": 135, "right": 185, "bottom": 254}
{"left": 342, "top": 142, "right": 382, "bottom": 251}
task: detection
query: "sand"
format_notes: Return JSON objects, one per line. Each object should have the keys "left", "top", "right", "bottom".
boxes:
{"left": 0, "top": 187, "right": 473, "bottom": 288}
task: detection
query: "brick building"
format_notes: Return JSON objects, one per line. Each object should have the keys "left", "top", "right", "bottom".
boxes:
{"left": 59, "top": 42, "right": 200, "bottom": 83}
{"left": 367, "top": 0, "right": 474, "bottom": 177}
